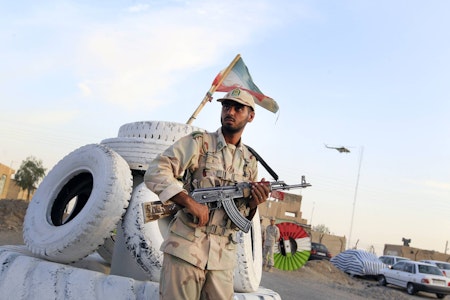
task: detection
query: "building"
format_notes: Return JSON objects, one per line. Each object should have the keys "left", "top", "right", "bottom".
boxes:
{"left": 0, "top": 163, "right": 15, "bottom": 199}
{"left": 258, "top": 191, "right": 346, "bottom": 257}
{"left": 258, "top": 192, "right": 308, "bottom": 224}
{"left": 384, "top": 244, "right": 450, "bottom": 262}
{"left": 0, "top": 162, "right": 32, "bottom": 201}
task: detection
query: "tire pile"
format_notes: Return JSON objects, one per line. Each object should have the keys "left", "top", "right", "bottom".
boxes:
{"left": 0, "top": 121, "right": 279, "bottom": 300}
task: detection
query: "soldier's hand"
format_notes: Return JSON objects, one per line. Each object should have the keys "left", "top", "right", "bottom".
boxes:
{"left": 171, "top": 192, "right": 209, "bottom": 226}
{"left": 249, "top": 178, "right": 270, "bottom": 209}
{"left": 187, "top": 200, "right": 209, "bottom": 226}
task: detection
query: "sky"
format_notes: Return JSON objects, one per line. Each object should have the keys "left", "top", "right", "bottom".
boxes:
{"left": 1, "top": 0, "right": 449, "bottom": 256}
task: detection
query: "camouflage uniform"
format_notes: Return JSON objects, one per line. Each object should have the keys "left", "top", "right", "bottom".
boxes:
{"left": 263, "top": 224, "right": 280, "bottom": 270}
{"left": 144, "top": 128, "right": 257, "bottom": 300}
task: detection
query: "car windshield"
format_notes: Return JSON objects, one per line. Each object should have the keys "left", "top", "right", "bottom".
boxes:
{"left": 312, "top": 243, "right": 327, "bottom": 251}
{"left": 392, "top": 262, "right": 405, "bottom": 270}
{"left": 318, "top": 245, "right": 327, "bottom": 251}
{"left": 435, "top": 262, "right": 450, "bottom": 270}
{"left": 418, "top": 265, "right": 444, "bottom": 276}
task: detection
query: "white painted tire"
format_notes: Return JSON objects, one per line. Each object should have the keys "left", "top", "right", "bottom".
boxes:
{"left": 0, "top": 246, "right": 159, "bottom": 300}
{"left": 117, "top": 121, "right": 203, "bottom": 143}
{"left": 96, "top": 171, "right": 146, "bottom": 264}
{"left": 234, "top": 209, "right": 263, "bottom": 293}
{"left": 234, "top": 287, "right": 281, "bottom": 300}
{"left": 0, "top": 246, "right": 280, "bottom": 300}
{"left": 100, "top": 137, "right": 170, "bottom": 171}
{"left": 23, "top": 144, "right": 133, "bottom": 263}
{"left": 122, "top": 182, "right": 172, "bottom": 282}
{"left": 103, "top": 121, "right": 203, "bottom": 171}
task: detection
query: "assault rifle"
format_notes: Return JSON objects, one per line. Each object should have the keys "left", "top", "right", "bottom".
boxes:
{"left": 142, "top": 176, "right": 311, "bottom": 233}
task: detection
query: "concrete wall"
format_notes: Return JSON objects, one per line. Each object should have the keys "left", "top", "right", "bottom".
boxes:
{"left": 384, "top": 244, "right": 450, "bottom": 262}
{"left": 258, "top": 192, "right": 307, "bottom": 224}
{"left": 310, "top": 231, "right": 347, "bottom": 257}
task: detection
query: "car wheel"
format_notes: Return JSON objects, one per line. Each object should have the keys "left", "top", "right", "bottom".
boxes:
{"left": 23, "top": 144, "right": 133, "bottom": 263}
{"left": 436, "top": 294, "right": 446, "bottom": 299}
{"left": 406, "top": 282, "right": 416, "bottom": 295}
{"left": 378, "top": 275, "right": 387, "bottom": 286}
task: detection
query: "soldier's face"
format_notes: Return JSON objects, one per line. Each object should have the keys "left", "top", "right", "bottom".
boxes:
{"left": 220, "top": 100, "right": 255, "bottom": 134}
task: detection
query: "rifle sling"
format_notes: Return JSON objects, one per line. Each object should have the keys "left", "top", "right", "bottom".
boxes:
{"left": 245, "top": 145, "right": 279, "bottom": 181}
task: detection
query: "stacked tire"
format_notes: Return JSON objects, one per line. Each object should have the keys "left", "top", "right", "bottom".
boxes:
{"left": 8, "top": 120, "right": 277, "bottom": 299}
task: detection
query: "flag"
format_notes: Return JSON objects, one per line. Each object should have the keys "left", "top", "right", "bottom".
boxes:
{"left": 212, "top": 55, "right": 279, "bottom": 113}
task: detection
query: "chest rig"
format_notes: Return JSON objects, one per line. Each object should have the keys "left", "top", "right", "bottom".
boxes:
{"left": 183, "top": 131, "right": 255, "bottom": 233}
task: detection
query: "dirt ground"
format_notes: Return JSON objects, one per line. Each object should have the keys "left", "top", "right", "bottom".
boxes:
{"left": 0, "top": 199, "right": 433, "bottom": 299}
{"left": 0, "top": 199, "right": 27, "bottom": 245}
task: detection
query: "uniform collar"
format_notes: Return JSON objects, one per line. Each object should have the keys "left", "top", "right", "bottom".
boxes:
{"left": 215, "top": 128, "right": 243, "bottom": 152}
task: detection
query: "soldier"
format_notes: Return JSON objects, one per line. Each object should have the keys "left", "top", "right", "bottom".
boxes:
{"left": 263, "top": 217, "right": 280, "bottom": 272}
{"left": 144, "top": 88, "right": 270, "bottom": 300}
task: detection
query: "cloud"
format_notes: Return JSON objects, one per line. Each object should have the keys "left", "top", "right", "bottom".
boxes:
{"left": 1, "top": 1, "right": 306, "bottom": 112}
{"left": 424, "top": 180, "right": 450, "bottom": 191}
{"left": 73, "top": 1, "right": 299, "bottom": 110}
{"left": 127, "top": 4, "right": 150, "bottom": 13}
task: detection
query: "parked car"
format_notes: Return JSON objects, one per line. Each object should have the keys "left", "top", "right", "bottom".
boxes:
{"left": 379, "top": 255, "right": 410, "bottom": 268}
{"left": 378, "top": 260, "right": 450, "bottom": 298}
{"left": 330, "top": 249, "right": 387, "bottom": 277}
{"left": 309, "top": 242, "right": 332, "bottom": 261}
{"left": 420, "top": 260, "right": 450, "bottom": 278}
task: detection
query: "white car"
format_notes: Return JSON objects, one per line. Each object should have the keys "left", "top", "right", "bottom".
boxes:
{"left": 420, "top": 260, "right": 450, "bottom": 278}
{"left": 378, "top": 255, "right": 410, "bottom": 268}
{"left": 378, "top": 260, "right": 450, "bottom": 298}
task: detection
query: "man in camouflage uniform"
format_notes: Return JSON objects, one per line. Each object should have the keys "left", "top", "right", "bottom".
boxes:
{"left": 263, "top": 217, "right": 280, "bottom": 272}
{"left": 144, "top": 88, "right": 270, "bottom": 300}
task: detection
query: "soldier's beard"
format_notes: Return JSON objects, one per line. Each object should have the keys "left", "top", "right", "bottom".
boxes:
{"left": 221, "top": 118, "right": 247, "bottom": 135}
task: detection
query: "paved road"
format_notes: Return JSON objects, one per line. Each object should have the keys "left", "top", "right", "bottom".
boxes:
{"left": 259, "top": 268, "right": 435, "bottom": 300}
{"left": 260, "top": 269, "right": 368, "bottom": 300}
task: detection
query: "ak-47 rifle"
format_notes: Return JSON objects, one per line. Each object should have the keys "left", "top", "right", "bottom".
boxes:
{"left": 142, "top": 176, "right": 311, "bottom": 233}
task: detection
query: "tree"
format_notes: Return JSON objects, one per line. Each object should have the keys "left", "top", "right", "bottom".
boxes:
{"left": 14, "top": 156, "right": 46, "bottom": 200}
{"left": 312, "top": 224, "right": 330, "bottom": 234}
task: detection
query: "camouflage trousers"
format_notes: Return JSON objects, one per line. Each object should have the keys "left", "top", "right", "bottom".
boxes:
{"left": 160, "top": 253, "right": 234, "bottom": 300}
{"left": 262, "top": 244, "right": 275, "bottom": 268}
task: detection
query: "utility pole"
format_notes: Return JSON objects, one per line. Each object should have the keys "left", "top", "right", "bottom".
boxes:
{"left": 325, "top": 144, "right": 364, "bottom": 250}
{"left": 310, "top": 201, "right": 315, "bottom": 226}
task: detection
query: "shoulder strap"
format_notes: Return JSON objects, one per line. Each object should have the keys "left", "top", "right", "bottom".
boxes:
{"left": 244, "top": 145, "right": 279, "bottom": 181}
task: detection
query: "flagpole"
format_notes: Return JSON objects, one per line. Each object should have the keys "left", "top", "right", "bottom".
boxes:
{"left": 186, "top": 54, "right": 241, "bottom": 125}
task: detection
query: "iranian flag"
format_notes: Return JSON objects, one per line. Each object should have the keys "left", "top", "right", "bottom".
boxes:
{"left": 212, "top": 55, "right": 279, "bottom": 113}
{"left": 186, "top": 54, "right": 279, "bottom": 125}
